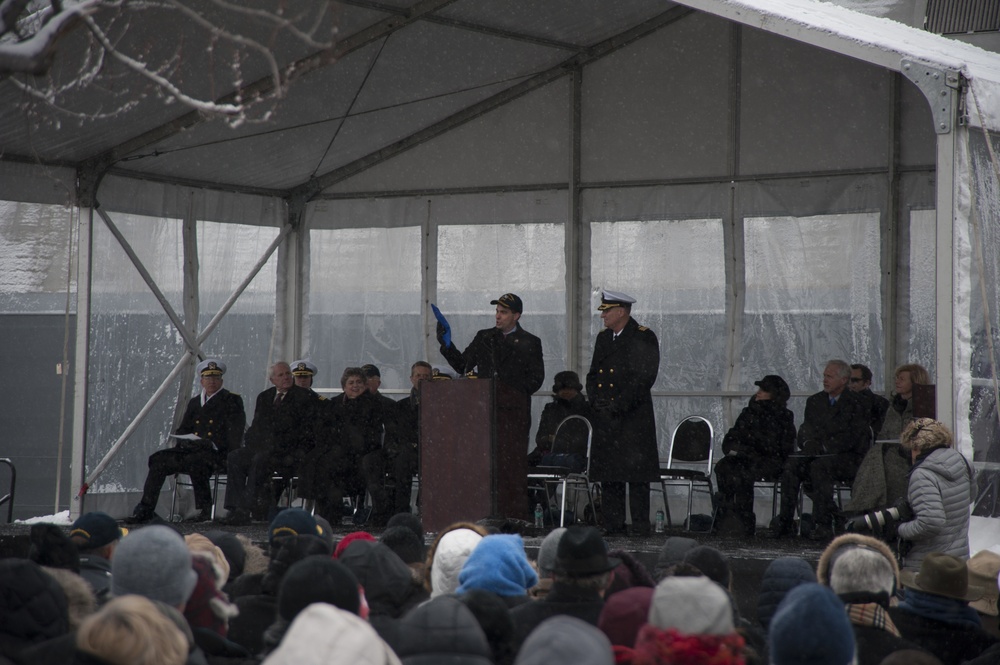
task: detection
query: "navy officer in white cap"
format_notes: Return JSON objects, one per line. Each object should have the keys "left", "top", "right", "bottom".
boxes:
{"left": 290, "top": 359, "right": 324, "bottom": 399}
{"left": 586, "top": 290, "right": 660, "bottom": 536}
{"left": 127, "top": 358, "right": 246, "bottom": 523}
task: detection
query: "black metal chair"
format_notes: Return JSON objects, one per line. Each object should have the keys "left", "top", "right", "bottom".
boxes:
{"left": 527, "top": 415, "right": 595, "bottom": 527}
{"left": 656, "top": 415, "right": 716, "bottom": 531}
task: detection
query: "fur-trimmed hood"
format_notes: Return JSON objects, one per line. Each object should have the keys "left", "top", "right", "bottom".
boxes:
{"left": 817, "top": 533, "right": 899, "bottom": 588}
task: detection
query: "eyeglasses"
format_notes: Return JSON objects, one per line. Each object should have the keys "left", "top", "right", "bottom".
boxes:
{"left": 848, "top": 378, "right": 865, "bottom": 383}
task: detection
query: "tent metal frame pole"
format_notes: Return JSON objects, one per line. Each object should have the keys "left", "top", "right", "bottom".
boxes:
{"left": 422, "top": 200, "right": 438, "bottom": 364}
{"left": 94, "top": 206, "right": 206, "bottom": 361}
{"left": 78, "top": 224, "right": 292, "bottom": 495}
{"left": 934, "top": 111, "right": 958, "bottom": 430}
{"left": 567, "top": 67, "right": 582, "bottom": 375}
{"left": 722, "top": 22, "right": 743, "bottom": 425}
{"left": 883, "top": 72, "right": 902, "bottom": 392}
{"left": 69, "top": 205, "right": 93, "bottom": 519}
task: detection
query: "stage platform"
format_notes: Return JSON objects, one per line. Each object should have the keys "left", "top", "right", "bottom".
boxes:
{"left": 0, "top": 517, "right": 830, "bottom": 624}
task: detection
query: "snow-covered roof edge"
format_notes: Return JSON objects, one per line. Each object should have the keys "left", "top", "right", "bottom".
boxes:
{"left": 679, "top": 0, "right": 1000, "bottom": 131}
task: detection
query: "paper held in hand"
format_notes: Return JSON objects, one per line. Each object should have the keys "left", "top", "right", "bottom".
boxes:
{"left": 170, "top": 434, "right": 202, "bottom": 441}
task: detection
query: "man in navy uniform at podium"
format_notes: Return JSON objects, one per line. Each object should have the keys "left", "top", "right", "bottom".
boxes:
{"left": 587, "top": 290, "right": 661, "bottom": 536}
{"left": 127, "top": 358, "right": 246, "bottom": 524}
{"left": 437, "top": 292, "right": 545, "bottom": 405}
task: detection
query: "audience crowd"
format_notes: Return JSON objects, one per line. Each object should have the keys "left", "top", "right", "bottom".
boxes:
{"left": 2, "top": 507, "right": 998, "bottom": 665}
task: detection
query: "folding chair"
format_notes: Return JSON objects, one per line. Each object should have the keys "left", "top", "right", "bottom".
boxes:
{"left": 657, "top": 415, "right": 716, "bottom": 532}
{"left": 170, "top": 471, "right": 226, "bottom": 521}
{"left": 527, "top": 415, "right": 595, "bottom": 527}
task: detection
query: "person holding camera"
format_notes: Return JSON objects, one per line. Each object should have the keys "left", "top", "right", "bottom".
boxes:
{"left": 850, "top": 418, "right": 974, "bottom": 572}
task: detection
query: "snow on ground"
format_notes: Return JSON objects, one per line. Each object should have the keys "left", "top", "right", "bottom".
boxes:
{"left": 16, "top": 510, "right": 72, "bottom": 526}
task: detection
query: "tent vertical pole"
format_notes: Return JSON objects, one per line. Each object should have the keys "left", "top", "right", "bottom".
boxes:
{"left": 935, "top": 111, "right": 957, "bottom": 430}
{"left": 883, "top": 72, "right": 901, "bottom": 392}
{"left": 422, "top": 200, "right": 438, "bottom": 364}
{"left": 70, "top": 204, "right": 93, "bottom": 519}
{"left": 567, "top": 67, "right": 582, "bottom": 376}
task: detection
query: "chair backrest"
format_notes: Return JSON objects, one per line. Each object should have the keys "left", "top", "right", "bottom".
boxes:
{"left": 550, "top": 415, "right": 594, "bottom": 473}
{"left": 666, "top": 416, "right": 714, "bottom": 470}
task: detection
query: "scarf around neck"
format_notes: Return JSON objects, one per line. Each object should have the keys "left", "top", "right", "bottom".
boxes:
{"left": 897, "top": 589, "right": 983, "bottom": 629}
{"left": 846, "top": 601, "right": 900, "bottom": 637}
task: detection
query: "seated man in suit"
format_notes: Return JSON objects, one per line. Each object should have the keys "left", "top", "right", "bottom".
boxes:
{"left": 127, "top": 358, "right": 245, "bottom": 524}
{"left": 772, "top": 359, "right": 870, "bottom": 541}
{"left": 222, "top": 361, "right": 318, "bottom": 524}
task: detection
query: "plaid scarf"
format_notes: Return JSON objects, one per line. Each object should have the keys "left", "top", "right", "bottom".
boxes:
{"left": 846, "top": 601, "right": 901, "bottom": 637}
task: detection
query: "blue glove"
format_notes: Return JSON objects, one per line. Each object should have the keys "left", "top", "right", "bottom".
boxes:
{"left": 431, "top": 303, "right": 451, "bottom": 347}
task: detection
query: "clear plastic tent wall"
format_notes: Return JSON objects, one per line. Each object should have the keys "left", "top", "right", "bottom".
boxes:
{"left": 83, "top": 177, "right": 282, "bottom": 516}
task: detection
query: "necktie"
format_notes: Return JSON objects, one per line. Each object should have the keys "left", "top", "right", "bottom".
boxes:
{"left": 274, "top": 392, "right": 284, "bottom": 406}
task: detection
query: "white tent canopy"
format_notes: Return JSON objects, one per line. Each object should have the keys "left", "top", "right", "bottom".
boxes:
{"left": 1, "top": 0, "right": 999, "bottom": 522}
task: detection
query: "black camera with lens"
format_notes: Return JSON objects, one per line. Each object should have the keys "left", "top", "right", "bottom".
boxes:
{"left": 846, "top": 499, "right": 914, "bottom": 539}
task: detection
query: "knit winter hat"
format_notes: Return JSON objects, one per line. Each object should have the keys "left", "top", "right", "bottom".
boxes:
{"left": 632, "top": 624, "right": 746, "bottom": 665}
{"left": 429, "top": 526, "right": 486, "bottom": 597}
{"left": 769, "top": 583, "right": 856, "bottom": 665}
{"left": 278, "top": 556, "right": 361, "bottom": 620}
{"left": 649, "top": 576, "right": 734, "bottom": 635}
{"left": 387, "top": 512, "right": 424, "bottom": 540}
{"left": 111, "top": 525, "right": 198, "bottom": 608}
{"left": 203, "top": 529, "right": 246, "bottom": 581}
{"left": 682, "top": 545, "right": 732, "bottom": 589}
{"left": 598, "top": 586, "right": 654, "bottom": 647}
{"left": 334, "top": 531, "right": 376, "bottom": 559}
{"left": 654, "top": 536, "right": 699, "bottom": 576}
{"left": 381, "top": 525, "right": 426, "bottom": 564}
{"left": 515, "top": 615, "right": 614, "bottom": 665}
{"left": 536, "top": 527, "right": 567, "bottom": 578}
{"left": 28, "top": 523, "right": 80, "bottom": 573}
{"left": 457, "top": 534, "right": 538, "bottom": 597}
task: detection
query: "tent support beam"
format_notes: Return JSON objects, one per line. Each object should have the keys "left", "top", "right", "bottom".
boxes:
{"left": 78, "top": 224, "right": 293, "bottom": 495}
{"left": 291, "top": 5, "right": 696, "bottom": 199}
{"left": 95, "top": 207, "right": 206, "bottom": 361}
{"left": 567, "top": 67, "right": 583, "bottom": 376}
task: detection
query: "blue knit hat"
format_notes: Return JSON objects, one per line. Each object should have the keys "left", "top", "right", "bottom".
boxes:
{"left": 769, "top": 583, "right": 856, "bottom": 665}
{"left": 456, "top": 534, "right": 538, "bottom": 597}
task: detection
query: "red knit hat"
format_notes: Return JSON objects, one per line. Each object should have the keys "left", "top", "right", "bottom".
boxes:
{"left": 632, "top": 626, "right": 745, "bottom": 665}
{"left": 334, "top": 531, "right": 376, "bottom": 559}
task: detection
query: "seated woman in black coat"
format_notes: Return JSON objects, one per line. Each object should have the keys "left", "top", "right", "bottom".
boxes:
{"left": 527, "top": 370, "right": 594, "bottom": 467}
{"left": 714, "top": 374, "right": 796, "bottom": 537}
{"left": 299, "top": 367, "right": 383, "bottom": 524}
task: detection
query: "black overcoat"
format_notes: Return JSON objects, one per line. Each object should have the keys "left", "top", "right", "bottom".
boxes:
{"left": 175, "top": 388, "right": 246, "bottom": 463}
{"left": 440, "top": 322, "right": 545, "bottom": 398}
{"left": 586, "top": 316, "right": 660, "bottom": 482}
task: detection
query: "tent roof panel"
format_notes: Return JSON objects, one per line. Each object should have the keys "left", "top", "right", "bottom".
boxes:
{"left": 436, "top": 0, "right": 677, "bottom": 47}
{"left": 681, "top": 0, "right": 1000, "bottom": 129}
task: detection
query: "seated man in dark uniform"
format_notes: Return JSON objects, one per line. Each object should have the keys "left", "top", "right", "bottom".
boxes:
{"left": 222, "top": 361, "right": 318, "bottom": 524}
{"left": 391, "top": 360, "right": 432, "bottom": 515}
{"left": 290, "top": 359, "right": 325, "bottom": 399}
{"left": 127, "top": 358, "right": 245, "bottom": 523}
{"left": 528, "top": 370, "right": 594, "bottom": 467}
{"left": 772, "top": 359, "right": 870, "bottom": 540}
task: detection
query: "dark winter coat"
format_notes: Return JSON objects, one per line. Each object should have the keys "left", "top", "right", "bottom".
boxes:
{"left": 889, "top": 604, "right": 998, "bottom": 665}
{"left": 176, "top": 388, "right": 246, "bottom": 460}
{"left": 509, "top": 582, "right": 605, "bottom": 645}
{"left": 586, "top": 317, "right": 660, "bottom": 483}
{"left": 531, "top": 393, "right": 595, "bottom": 459}
{"left": 0, "top": 559, "right": 69, "bottom": 662}
{"left": 441, "top": 322, "right": 545, "bottom": 399}
{"left": 244, "top": 384, "right": 317, "bottom": 461}
{"left": 797, "top": 389, "right": 869, "bottom": 459}
{"left": 76, "top": 554, "right": 112, "bottom": 606}
{"left": 720, "top": 396, "right": 796, "bottom": 478}
{"left": 855, "top": 388, "right": 889, "bottom": 440}
{"left": 299, "top": 391, "right": 383, "bottom": 500}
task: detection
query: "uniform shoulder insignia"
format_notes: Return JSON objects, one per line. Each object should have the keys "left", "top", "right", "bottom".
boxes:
{"left": 638, "top": 326, "right": 649, "bottom": 331}
{"left": 318, "top": 395, "right": 327, "bottom": 401}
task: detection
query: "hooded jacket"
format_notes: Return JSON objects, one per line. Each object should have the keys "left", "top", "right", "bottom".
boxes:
{"left": 897, "top": 446, "right": 973, "bottom": 571}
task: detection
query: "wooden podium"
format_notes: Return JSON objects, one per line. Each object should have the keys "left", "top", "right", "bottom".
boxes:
{"left": 420, "top": 378, "right": 530, "bottom": 532}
